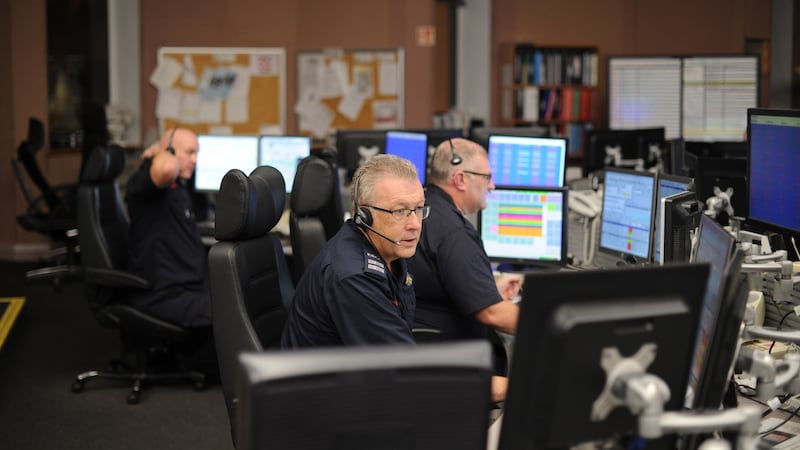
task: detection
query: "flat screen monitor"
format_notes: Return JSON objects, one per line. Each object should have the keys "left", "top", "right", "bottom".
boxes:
{"left": 667, "top": 138, "right": 685, "bottom": 176}
{"left": 334, "top": 129, "right": 387, "bottom": 183}
{"left": 478, "top": 187, "right": 568, "bottom": 267}
{"left": 693, "top": 156, "right": 748, "bottom": 223}
{"left": 685, "top": 215, "right": 739, "bottom": 411}
{"left": 258, "top": 136, "right": 312, "bottom": 193}
{"left": 235, "top": 341, "right": 492, "bottom": 450}
{"left": 608, "top": 56, "right": 682, "bottom": 140}
{"left": 599, "top": 168, "right": 657, "bottom": 263}
{"left": 747, "top": 108, "right": 800, "bottom": 234}
{"left": 682, "top": 56, "right": 758, "bottom": 142}
{"left": 660, "top": 190, "right": 701, "bottom": 265}
{"left": 194, "top": 135, "right": 260, "bottom": 192}
{"left": 652, "top": 174, "right": 692, "bottom": 263}
{"left": 469, "top": 126, "right": 548, "bottom": 151}
{"left": 499, "top": 263, "right": 710, "bottom": 450}
{"left": 487, "top": 135, "right": 567, "bottom": 188}
{"left": 385, "top": 131, "right": 428, "bottom": 185}
{"left": 582, "top": 129, "right": 641, "bottom": 177}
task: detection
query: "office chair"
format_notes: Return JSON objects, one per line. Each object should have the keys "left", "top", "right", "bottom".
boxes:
{"left": 208, "top": 165, "right": 295, "bottom": 443}
{"left": 12, "top": 117, "right": 81, "bottom": 286}
{"left": 289, "top": 147, "right": 345, "bottom": 283}
{"left": 70, "top": 144, "right": 206, "bottom": 404}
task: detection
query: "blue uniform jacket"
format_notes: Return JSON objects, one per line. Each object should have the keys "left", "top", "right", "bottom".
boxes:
{"left": 281, "top": 220, "right": 416, "bottom": 348}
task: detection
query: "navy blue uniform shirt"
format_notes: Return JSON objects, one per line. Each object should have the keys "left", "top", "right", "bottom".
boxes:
{"left": 407, "top": 184, "right": 502, "bottom": 341}
{"left": 281, "top": 220, "right": 416, "bottom": 348}
{"left": 125, "top": 159, "right": 211, "bottom": 327}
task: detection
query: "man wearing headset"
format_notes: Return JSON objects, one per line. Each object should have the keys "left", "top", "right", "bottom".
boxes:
{"left": 126, "top": 127, "right": 212, "bottom": 331}
{"left": 282, "top": 153, "right": 509, "bottom": 402}
{"left": 407, "top": 138, "right": 522, "bottom": 376}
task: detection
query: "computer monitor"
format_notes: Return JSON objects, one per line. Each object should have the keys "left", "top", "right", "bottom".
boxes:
{"left": 194, "top": 135, "right": 260, "bottom": 192}
{"left": 652, "top": 174, "right": 693, "bottom": 263}
{"left": 660, "top": 190, "right": 702, "bottom": 265}
{"left": 384, "top": 131, "right": 428, "bottom": 185}
{"left": 499, "top": 263, "right": 710, "bottom": 450}
{"left": 469, "top": 126, "right": 548, "bottom": 151}
{"left": 258, "top": 135, "right": 312, "bottom": 193}
{"left": 599, "top": 168, "right": 657, "bottom": 263}
{"left": 235, "top": 341, "right": 493, "bottom": 450}
{"left": 334, "top": 129, "right": 387, "bottom": 183}
{"left": 487, "top": 135, "right": 567, "bottom": 188}
{"left": 478, "top": 186, "right": 568, "bottom": 268}
{"left": 692, "top": 156, "right": 748, "bottom": 224}
{"left": 682, "top": 55, "right": 758, "bottom": 142}
{"left": 582, "top": 129, "right": 641, "bottom": 177}
{"left": 747, "top": 108, "right": 800, "bottom": 234}
{"left": 685, "top": 215, "right": 741, "bottom": 411}
{"left": 607, "top": 56, "right": 682, "bottom": 140}
{"left": 667, "top": 138, "right": 685, "bottom": 176}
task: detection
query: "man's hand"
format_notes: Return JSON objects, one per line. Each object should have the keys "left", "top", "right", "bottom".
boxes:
{"left": 495, "top": 272, "right": 523, "bottom": 302}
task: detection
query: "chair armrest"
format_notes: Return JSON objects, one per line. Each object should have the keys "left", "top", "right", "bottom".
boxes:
{"left": 84, "top": 268, "right": 150, "bottom": 289}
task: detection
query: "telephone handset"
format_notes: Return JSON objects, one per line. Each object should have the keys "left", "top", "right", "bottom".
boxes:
{"left": 569, "top": 189, "right": 602, "bottom": 218}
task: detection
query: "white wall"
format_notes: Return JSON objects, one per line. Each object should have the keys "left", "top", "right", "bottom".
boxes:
{"left": 457, "top": 0, "right": 491, "bottom": 125}
{"left": 107, "top": 0, "right": 141, "bottom": 145}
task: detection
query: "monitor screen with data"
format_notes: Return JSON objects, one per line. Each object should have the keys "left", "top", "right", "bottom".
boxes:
{"left": 258, "top": 136, "right": 312, "bottom": 193}
{"left": 608, "top": 56, "right": 682, "bottom": 140}
{"left": 682, "top": 56, "right": 758, "bottom": 142}
{"left": 195, "top": 135, "right": 260, "bottom": 192}
{"left": 479, "top": 187, "right": 568, "bottom": 266}
{"left": 599, "top": 168, "right": 657, "bottom": 262}
{"left": 487, "top": 135, "right": 567, "bottom": 188}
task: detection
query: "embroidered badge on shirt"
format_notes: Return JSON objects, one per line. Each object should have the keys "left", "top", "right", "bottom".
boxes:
{"left": 364, "top": 251, "right": 385, "bottom": 275}
{"left": 405, "top": 273, "right": 413, "bottom": 286}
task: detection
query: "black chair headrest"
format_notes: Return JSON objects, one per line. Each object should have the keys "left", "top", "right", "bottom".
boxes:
{"left": 215, "top": 166, "right": 286, "bottom": 241}
{"left": 291, "top": 155, "right": 335, "bottom": 215}
{"left": 81, "top": 145, "right": 127, "bottom": 183}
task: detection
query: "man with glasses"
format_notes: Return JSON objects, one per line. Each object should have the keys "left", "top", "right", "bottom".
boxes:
{"left": 282, "top": 154, "right": 426, "bottom": 348}
{"left": 408, "top": 138, "right": 522, "bottom": 390}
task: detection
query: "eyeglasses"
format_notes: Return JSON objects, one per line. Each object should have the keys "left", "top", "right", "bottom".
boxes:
{"left": 365, "top": 205, "right": 431, "bottom": 222}
{"left": 463, "top": 170, "right": 492, "bottom": 182}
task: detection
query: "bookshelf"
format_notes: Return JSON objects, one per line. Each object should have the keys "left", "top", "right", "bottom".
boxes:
{"left": 498, "top": 43, "right": 599, "bottom": 161}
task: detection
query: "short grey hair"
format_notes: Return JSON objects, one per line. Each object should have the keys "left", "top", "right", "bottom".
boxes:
{"left": 351, "top": 154, "right": 419, "bottom": 215}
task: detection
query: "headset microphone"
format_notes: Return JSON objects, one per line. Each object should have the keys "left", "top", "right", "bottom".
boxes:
{"left": 358, "top": 218, "right": 402, "bottom": 246}
{"left": 353, "top": 174, "right": 402, "bottom": 246}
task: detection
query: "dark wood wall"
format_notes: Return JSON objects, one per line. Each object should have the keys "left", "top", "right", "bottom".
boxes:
{"left": 0, "top": 0, "right": 777, "bottom": 257}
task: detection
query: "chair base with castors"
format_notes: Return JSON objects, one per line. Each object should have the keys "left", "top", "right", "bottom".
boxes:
{"left": 70, "top": 349, "right": 207, "bottom": 404}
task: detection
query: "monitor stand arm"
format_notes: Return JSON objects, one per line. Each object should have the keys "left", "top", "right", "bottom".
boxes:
{"left": 590, "top": 343, "right": 766, "bottom": 450}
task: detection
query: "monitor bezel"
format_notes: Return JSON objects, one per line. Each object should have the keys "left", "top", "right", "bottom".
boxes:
{"left": 486, "top": 134, "right": 568, "bottom": 188}
{"left": 652, "top": 173, "right": 693, "bottom": 264}
{"left": 477, "top": 185, "right": 569, "bottom": 268}
{"left": 598, "top": 167, "right": 658, "bottom": 263}
{"left": 746, "top": 107, "right": 800, "bottom": 235}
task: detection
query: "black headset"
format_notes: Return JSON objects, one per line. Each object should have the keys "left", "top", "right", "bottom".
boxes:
{"left": 448, "top": 138, "right": 462, "bottom": 165}
{"left": 165, "top": 127, "right": 178, "bottom": 155}
{"left": 353, "top": 174, "right": 373, "bottom": 227}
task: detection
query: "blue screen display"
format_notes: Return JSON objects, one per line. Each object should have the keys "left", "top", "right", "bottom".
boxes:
{"left": 748, "top": 113, "right": 800, "bottom": 233}
{"left": 259, "top": 136, "right": 312, "bottom": 193}
{"left": 385, "top": 131, "right": 428, "bottom": 185}
{"left": 653, "top": 175, "right": 691, "bottom": 263}
{"left": 487, "top": 135, "right": 567, "bottom": 188}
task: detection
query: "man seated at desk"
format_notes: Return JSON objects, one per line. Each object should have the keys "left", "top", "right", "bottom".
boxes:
{"left": 281, "top": 154, "right": 509, "bottom": 403}
{"left": 125, "top": 127, "right": 217, "bottom": 377}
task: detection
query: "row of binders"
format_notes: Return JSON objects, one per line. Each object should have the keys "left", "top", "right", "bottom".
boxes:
{"left": 513, "top": 44, "right": 599, "bottom": 86}
{"left": 514, "top": 86, "right": 593, "bottom": 122}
